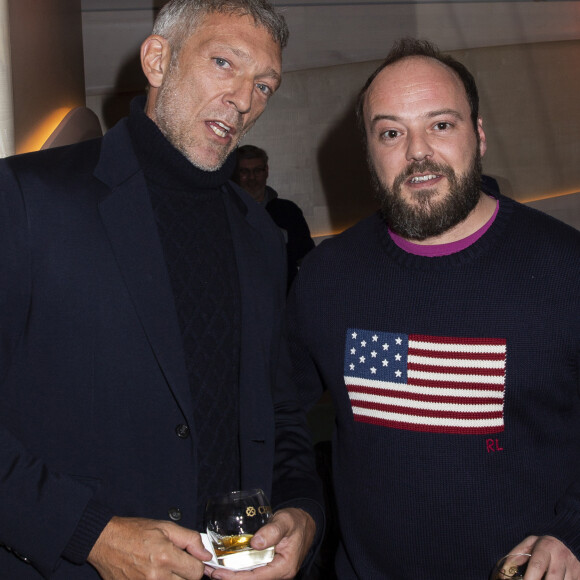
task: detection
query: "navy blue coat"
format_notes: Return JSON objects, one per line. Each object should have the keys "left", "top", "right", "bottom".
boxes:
{"left": 0, "top": 120, "right": 321, "bottom": 578}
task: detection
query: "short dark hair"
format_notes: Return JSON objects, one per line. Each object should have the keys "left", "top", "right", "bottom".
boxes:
{"left": 356, "top": 38, "right": 480, "bottom": 136}
{"left": 236, "top": 144, "right": 268, "bottom": 165}
{"left": 153, "top": 0, "right": 289, "bottom": 62}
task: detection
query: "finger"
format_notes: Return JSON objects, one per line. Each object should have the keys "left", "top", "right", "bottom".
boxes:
{"left": 251, "top": 508, "right": 305, "bottom": 552}
{"left": 524, "top": 550, "right": 552, "bottom": 580}
{"left": 161, "top": 523, "right": 213, "bottom": 561}
{"left": 184, "top": 537, "right": 213, "bottom": 562}
{"left": 138, "top": 526, "right": 208, "bottom": 580}
{"left": 527, "top": 536, "right": 575, "bottom": 580}
{"left": 206, "top": 560, "right": 280, "bottom": 580}
{"left": 509, "top": 535, "right": 539, "bottom": 555}
{"left": 251, "top": 519, "right": 287, "bottom": 551}
{"left": 160, "top": 542, "right": 208, "bottom": 580}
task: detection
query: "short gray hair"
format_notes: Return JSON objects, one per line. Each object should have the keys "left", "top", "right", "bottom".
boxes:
{"left": 153, "top": 0, "right": 289, "bottom": 60}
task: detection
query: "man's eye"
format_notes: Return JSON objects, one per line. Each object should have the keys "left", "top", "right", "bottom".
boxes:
{"left": 214, "top": 57, "right": 230, "bottom": 68}
{"left": 382, "top": 130, "right": 400, "bottom": 140}
{"left": 256, "top": 83, "right": 272, "bottom": 96}
{"left": 434, "top": 122, "right": 452, "bottom": 130}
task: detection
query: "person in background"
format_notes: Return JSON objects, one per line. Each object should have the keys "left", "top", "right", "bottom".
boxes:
{"left": 234, "top": 144, "right": 315, "bottom": 288}
{"left": 0, "top": 0, "right": 323, "bottom": 578}
{"left": 286, "top": 37, "right": 580, "bottom": 579}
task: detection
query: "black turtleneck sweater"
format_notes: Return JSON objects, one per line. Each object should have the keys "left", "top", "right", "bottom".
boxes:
{"left": 128, "top": 97, "right": 241, "bottom": 529}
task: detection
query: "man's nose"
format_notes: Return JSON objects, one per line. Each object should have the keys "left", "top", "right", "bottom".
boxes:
{"left": 225, "top": 79, "right": 254, "bottom": 115}
{"left": 406, "top": 130, "right": 434, "bottom": 162}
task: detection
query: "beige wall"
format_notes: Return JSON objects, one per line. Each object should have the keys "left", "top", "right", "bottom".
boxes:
{"left": 81, "top": 3, "right": 580, "bottom": 235}
{"left": 0, "top": 0, "right": 13, "bottom": 157}
{"left": 240, "top": 40, "right": 580, "bottom": 237}
{"left": 9, "top": 0, "right": 86, "bottom": 154}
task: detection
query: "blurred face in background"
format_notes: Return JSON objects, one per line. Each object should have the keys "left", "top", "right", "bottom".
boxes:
{"left": 234, "top": 157, "right": 269, "bottom": 202}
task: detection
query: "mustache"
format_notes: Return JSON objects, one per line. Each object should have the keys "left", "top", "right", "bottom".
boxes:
{"left": 393, "top": 160, "right": 455, "bottom": 188}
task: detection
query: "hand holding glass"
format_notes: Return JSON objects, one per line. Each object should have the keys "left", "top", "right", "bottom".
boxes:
{"left": 205, "top": 489, "right": 274, "bottom": 569}
{"left": 491, "top": 553, "right": 533, "bottom": 579}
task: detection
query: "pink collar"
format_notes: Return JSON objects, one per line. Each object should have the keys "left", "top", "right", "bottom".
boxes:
{"left": 389, "top": 199, "right": 499, "bottom": 257}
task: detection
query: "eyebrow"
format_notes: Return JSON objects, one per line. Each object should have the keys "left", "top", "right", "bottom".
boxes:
{"left": 228, "top": 46, "right": 282, "bottom": 87}
{"left": 370, "top": 108, "right": 465, "bottom": 128}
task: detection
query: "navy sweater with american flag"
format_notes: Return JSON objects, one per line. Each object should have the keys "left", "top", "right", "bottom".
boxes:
{"left": 286, "top": 194, "right": 580, "bottom": 579}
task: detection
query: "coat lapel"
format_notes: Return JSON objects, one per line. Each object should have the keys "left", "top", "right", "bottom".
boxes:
{"left": 94, "top": 121, "right": 192, "bottom": 418}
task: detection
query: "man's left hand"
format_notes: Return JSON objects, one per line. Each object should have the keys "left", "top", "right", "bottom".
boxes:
{"left": 204, "top": 507, "right": 316, "bottom": 580}
{"left": 507, "top": 535, "right": 580, "bottom": 579}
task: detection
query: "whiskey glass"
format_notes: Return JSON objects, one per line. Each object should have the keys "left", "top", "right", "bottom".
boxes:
{"left": 205, "top": 489, "right": 274, "bottom": 569}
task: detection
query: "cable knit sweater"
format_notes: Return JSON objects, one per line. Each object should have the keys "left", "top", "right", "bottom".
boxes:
{"left": 287, "top": 194, "right": 580, "bottom": 579}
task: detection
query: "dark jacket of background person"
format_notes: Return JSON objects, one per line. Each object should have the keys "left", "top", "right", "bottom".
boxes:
{"left": 261, "top": 185, "right": 315, "bottom": 288}
{"left": 0, "top": 118, "right": 322, "bottom": 579}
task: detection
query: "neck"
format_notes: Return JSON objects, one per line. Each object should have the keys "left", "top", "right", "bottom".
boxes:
{"left": 406, "top": 192, "right": 497, "bottom": 245}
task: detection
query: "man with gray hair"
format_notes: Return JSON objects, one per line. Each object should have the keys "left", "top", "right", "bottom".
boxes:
{"left": 0, "top": 1, "right": 322, "bottom": 578}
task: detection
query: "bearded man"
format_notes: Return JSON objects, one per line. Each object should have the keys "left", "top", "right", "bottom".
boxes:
{"left": 286, "top": 38, "right": 580, "bottom": 579}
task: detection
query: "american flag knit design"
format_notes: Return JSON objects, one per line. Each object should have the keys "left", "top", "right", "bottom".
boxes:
{"left": 344, "top": 328, "right": 506, "bottom": 434}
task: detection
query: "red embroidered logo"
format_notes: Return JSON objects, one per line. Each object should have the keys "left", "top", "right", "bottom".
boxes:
{"left": 486, "top": 438, "right": 504, "bottom": 452}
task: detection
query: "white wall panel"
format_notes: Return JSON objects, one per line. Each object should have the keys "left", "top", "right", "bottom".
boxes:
{"left": 282, "top": 2, "right": 580, "bottom": 70}
{"left": 81, "top": 1, "right": 580, "bottom": 235}
{"left": 83, "top": 10, "right": 153, "bottom": 95}
{"left": 527, "top": 193, "right": 580, "bottom": 230}
{"left": 240, "top": 41, "right": 580, "bottom": 236}
{"left": 0, "top": 0, "right": 13, "bottom": 157}
{"left": 82, "top": 2, "right": 580, "bottom": 95}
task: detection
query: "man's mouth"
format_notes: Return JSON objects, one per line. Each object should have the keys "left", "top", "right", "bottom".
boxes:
{"left": 208, "top": 121, "right": 233, "bottom": 138}
{"left": 409, "top": 173, "right": 440, "bottom": 184}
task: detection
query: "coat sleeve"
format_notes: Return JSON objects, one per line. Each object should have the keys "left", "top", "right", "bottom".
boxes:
{"left": 0, "top": 160, "right": 112, "bottom": 576}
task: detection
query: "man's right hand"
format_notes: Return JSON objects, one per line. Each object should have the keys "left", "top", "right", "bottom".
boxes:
{"left": 87, "top": 516, "right": 212, "bottom": 579}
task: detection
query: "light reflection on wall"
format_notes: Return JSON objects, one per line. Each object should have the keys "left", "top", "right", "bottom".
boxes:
{"left": 522, "top": 190, "right": 580, "bottom": 204}
{"left": 9, "top": 0, "right": 85, "bottom": 156}
{"left": 17, "top": 107, "right": 72, "bottom": 154}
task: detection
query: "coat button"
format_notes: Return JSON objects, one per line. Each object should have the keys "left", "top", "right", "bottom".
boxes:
{"left": 168, "top": 507, "right": 182, "bottom": 521}
{"left": 175, "top": 424, "right": 190, "bottom": 439}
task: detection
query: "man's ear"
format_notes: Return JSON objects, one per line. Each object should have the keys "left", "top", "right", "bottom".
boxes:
{"left": 141, "top": 35, "right": 171, "bottom": 88}
{"left": 477, "top": 117, "right": 487, "bottom": 158}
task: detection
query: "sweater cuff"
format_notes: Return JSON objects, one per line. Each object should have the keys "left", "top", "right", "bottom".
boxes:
{"left": 533, "top": 508, "right": 580, "bottom": 560}
{"left": 62, "top": 500, "right": 114, "bottom": 565}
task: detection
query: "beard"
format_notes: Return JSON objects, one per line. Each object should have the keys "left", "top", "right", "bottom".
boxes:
{"left": 371, "top": 148, "right": 483, "bottom": 240}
